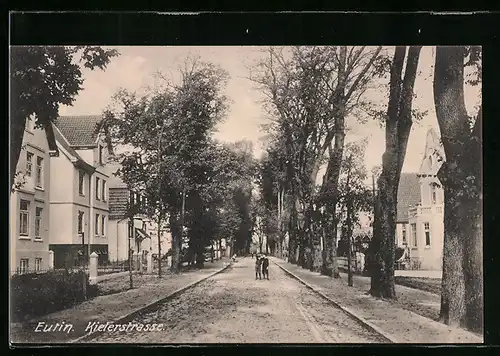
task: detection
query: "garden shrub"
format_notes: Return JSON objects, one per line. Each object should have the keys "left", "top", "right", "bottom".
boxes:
{"left": 10, "top": 270, "right": 98, "bottom": 322}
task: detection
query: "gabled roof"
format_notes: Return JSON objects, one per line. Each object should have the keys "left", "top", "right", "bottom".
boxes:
{"left": 42, "top": 121, "right": 59, "bottom": 157}
{"left": 52, "top": 123, "right": 95, "bottom": 173}
{"left": 54, "top": 115, "right": 103, "bottom": 147}
{"left": 396, "top": 173, "right": 421, "bottom": 223}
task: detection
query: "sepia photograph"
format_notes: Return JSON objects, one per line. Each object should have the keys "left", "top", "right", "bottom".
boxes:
{"left": 9, "top": 44, "right": 483, "bottom": 344}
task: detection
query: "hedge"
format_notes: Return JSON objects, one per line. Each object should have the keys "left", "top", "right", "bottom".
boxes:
{"left": 10, "top": 270, "right": 98, "bottom": 322}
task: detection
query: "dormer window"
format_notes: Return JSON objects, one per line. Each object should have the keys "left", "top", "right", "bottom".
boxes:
{"left": 428, "top": 155, "right": 433, "bottom": 168}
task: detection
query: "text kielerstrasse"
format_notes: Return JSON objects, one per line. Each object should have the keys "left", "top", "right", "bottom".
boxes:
{"left": 85, "top": 321, "right": 164, "bottom": 334}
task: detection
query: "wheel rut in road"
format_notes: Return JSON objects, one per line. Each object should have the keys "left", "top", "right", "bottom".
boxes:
{"left": 90, "top": 258, "right": 389, "bottom": 344}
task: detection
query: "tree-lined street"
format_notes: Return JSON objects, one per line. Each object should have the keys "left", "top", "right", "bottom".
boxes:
{"left": 10, "top": 43, "right": 483, "bottom": 344}
{"left": 90, "top": 258, "right": 388, "bottom": 344}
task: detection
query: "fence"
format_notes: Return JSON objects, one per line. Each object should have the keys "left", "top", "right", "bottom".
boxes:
{"left": 11, "top": 259, "right": 131, "bottom": 278}
{"left": 96, "top": 260, "right": 130, "bottom": 276}
{"left": 395, "top": 257, "right": 422, "bottom": 270}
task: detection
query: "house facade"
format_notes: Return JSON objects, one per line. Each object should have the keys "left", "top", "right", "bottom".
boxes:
{"left": 10, "top": 117, "right": 58, "bottom": 274}
{"left": 106, "top": 167, "right": 171, "bottom": 263}
{"left": 49, "top": 116, "right": 110, "bottom": 268}
{"left": 406, "top": 128, "right": 445, "bottom": 270}
{"left": 395, "top": 128, "right": 445, "bottom": 270}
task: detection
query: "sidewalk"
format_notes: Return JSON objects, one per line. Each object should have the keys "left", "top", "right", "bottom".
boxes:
{"left": 10, "top": 258, "right": 230, "bottom": 344}
{"left": 271, "top": 257, "right": 483, "bottom": 344}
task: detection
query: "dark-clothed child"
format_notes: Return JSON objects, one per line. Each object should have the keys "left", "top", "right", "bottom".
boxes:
{"left": 255, "top": 256, "right": 262, "bottom": 280}
{"left": 261, "top": 256, "right": 269, "bottom": 280}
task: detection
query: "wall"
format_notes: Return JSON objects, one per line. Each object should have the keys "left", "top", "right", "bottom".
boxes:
{"left": 408, "top": 205, "right": 444, "bottom": 270}
{"left": 48, "top": 204, "right": 78, "bottom": 244}
{"left": 107, "top": 219, "right": 129, "bottom": 262}
{"left": 49, "top": 151, "right": 75, "bottom": 203}
{"left": 75, "top": 149, "right": 94, "bottom": 166}
{"left": 417, "top": 208, "right": 444, "bottom": 270}
{"left": 10, "top": 125, "right": 52, "bottom": 272}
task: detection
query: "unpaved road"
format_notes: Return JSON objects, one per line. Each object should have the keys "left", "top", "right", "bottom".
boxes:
{"left": 90, "top": 257, "right": 388, "bottom": 343}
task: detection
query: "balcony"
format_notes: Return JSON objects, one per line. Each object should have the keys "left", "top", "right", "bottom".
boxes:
{"left": 408, "top": 204, "right": 444, "bottom": 218}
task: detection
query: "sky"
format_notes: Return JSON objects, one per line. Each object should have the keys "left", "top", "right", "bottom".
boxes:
{"left": 59, "top": 46, "right": 481, "bottom": 176}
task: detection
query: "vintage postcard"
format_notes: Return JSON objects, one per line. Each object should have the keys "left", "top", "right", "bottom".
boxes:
{"left": 9, "top": 26, "right": 483, "bottom": 345}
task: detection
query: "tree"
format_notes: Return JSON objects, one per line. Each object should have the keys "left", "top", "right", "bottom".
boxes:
{"left": 102, "top": 58, "right": 230, "bottom": 273}
{"left": 336, "top": 139, "right": 372, "bottom": 286}
{"left": 317, "top": 46, "right": 384, "bottom": 277}
{"left": 10, "top": 46, "right": 119, "bottom": 189}
{"left": 369, "top": 46, "right": 422, "bottom": 298}
{"left": 252, "top": 46, "right": 385, "bottom": 273}
{"left": 433, "top": 46, "right": 482, "bottom": 332}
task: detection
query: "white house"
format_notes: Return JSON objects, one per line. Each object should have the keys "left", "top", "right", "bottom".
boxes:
{"left": 106, "top": 165, "right": 171, "bottom": 263}
{"left": 10, "top": 116, "right": 59, "bottom": 274}
{"left": 405, "top": 128, "right": 445, "bottom": 270}
{"left": 344, "top": 128, "right": 445, "bottom": 271}
{"left": 49, "top": 115, "right": 110, "bottom": 267}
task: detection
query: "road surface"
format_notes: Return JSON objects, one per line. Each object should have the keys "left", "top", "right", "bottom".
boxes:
{"left": 90, "top": 257, "right": 388, "bottom": 343}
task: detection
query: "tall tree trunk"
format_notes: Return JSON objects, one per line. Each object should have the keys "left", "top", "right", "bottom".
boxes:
{"left": 169, "top": 211, "right": 182, "bottom": 274}
{"left": 370, "top": 46, "right": 422, "bottom": 299}
{"left": 320, "top": 46, "right": 348, "bottom": 277}
{"left": 434, "top": 46, "right": 483, "bottom": 332}
{"left": 157, "top": 213, "right": 163, "bottom": 277}
{"left": 288, "top": 197, "right": 299, "bottom": 264}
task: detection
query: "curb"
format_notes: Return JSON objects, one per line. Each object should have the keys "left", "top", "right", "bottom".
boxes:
{"left": 71, "top": 262, "right": 233, "bottom": 343}
{"left": 271, "top": 259, "right": 397, "bottom": 344}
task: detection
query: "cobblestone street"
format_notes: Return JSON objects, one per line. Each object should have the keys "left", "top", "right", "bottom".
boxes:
{"left": 89, "top": 258, "right": 388, "bottom": 343}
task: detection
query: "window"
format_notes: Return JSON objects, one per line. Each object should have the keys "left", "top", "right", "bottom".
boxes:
{"left": 101, "top": 215, "right": 106, "bottom": 237}
{"left": 98, "top": 145, "right": 103, "bottom": 165}
{"left": 35, "top": 258, "right": 42, "bottom": 272}
{"left": 101, "top": 180, "right": 106, "bottom": 201}
{"left": 424, "top": 222, "right": 431, "bottom": 246}
{"left": 20, "top": 259, "right": 29, "bottom": 274}
{"left": 35, "top": 156, "right": 43, "bottom": 188}
{"left": 431, "top": 185, "right": 437, "bottom": 204}
{"left": 411, "top": 223, "right": 417, "bottom": 247}
{"left": 35, "top": 207, "right": 42, "bottom": 239}
{"left": 78, "top": 211, "right": 84, "bottom": 234}
{"left": 95, "top": 214, "right": 100, "bottom": 235}
{"left": 95, "top": 177, "right": 100, "bottom": 200}
{"left": 79, "top": 171, "right": 85, "bottom": 195}
{"left": 26, "top": 152, "right": 33, "bottom": 177}
{"left": 402, "top": 225, "right": 407, "bottom": 244}
{"left": 19, "top": 200, "right": 30, "bottom": 236}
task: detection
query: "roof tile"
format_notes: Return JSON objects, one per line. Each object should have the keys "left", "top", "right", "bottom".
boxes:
{"left": 54, "top": 115, "right": 103, "bottom": 147}
{"left": 396, "top": 173, "right": 421, "bottom": 223}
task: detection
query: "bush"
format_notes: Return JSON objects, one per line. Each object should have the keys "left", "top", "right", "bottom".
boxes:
{"left": 10, "top": 270, "right": 98, "bottom": 322}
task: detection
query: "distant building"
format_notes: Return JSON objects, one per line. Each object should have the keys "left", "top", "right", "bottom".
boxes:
{"left": 106, "top": 164, "right": 171, "bottom": 263}
{"left": 405, "top": 128, "right": 445, "bottom": 270}
{"left": 10, "top": 116, "right": 58, "bottom": 274}
{"left": 49, "top": 116, "right": 110, "bottom": 267}
{"left": 346, "top": 128, "right": 445, "bottom": 271}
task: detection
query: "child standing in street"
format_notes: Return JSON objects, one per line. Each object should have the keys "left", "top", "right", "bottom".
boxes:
{"left": 255, "top": 255, "right": 262, "bottom": 280}
{"left": 261, "top": 255, "right": 269, "bottom": 280}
